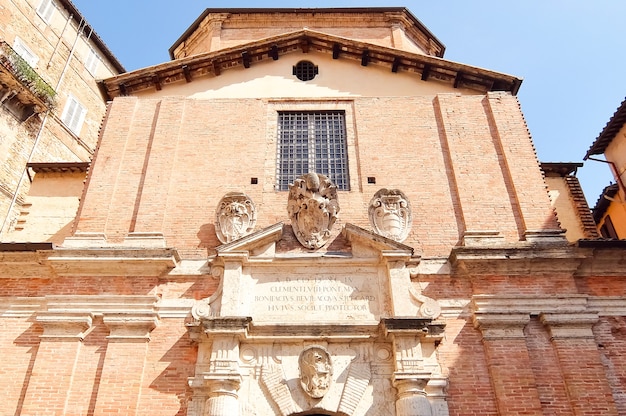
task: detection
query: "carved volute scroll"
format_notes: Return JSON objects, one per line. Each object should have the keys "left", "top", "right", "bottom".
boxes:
{"left": 287, "top": 173, "right": 340, "bottom": 249}
{"left": 368, "top": 188, "right": 412, "bottom": 242}
{"left": 215, "top": 192, "right": 257, "bottom": 244}
{"left": 299, "top": 345, "right": 333, "bottom": 398}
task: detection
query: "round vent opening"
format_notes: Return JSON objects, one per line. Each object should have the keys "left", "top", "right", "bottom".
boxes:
{"left": 293, "top": 60, "right": 318, "bottom": 81}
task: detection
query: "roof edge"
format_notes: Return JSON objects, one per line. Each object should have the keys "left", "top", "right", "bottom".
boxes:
{"left": 584, "top": 97, "right": 626, "bottom": 159}
{"left": 58, "top": 0, "right": 126, "bottom": 73}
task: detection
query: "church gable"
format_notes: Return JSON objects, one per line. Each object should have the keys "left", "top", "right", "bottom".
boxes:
{"left": 100, "top": 30, "right": 521, "bottom": 100}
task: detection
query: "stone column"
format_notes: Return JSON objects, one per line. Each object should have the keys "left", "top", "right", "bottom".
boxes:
{"left": 188, "top": 317, "right": 251, "bottom": 416}
{"left": 541, "top": 313, "right": 619, "bottom": 416}
{"left": 394, "top": 377, "right": 433, "bottom": 416}
{"left": 473, "top": 313, "right": 543, "bottom": 416}
{"left": 383, "top": 318, "right": 446, "bottom": 416}
{"left": 21, "top": 311, "right": 92, "bottom": 416}
{"left": 92, "top": 312, "right": 158, "bottom": 416}
{"left": 205, "top": 378, "right": 242, "bottom": 416}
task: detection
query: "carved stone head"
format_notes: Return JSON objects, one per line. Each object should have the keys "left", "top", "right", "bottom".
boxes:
{"left": 368, "top": 188, "right": 412, "bottom": 242}
{"left": 215, "top": 192, "right": 256, "bottom": 244}
{"left": 287, "top": 172, "right": 340, "bottom": 249}
{"left": 299, "top": 345, "right": 333, "bottom": 398}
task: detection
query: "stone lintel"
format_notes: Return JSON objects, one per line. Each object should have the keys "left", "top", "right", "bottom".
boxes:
{"left": 103, "top": 312, "right": 159, "bottom": 341}
{"left": 473, "top": 313, "right": 530, "bottom": 339}
{"left": 36, "top": 311, "right": 93, "bottom": 340}
{"left": 463, "top": 230, "right": 504, "bottom": 247}
{"left": 540, "top": 312, "right": 599, "bottom": 339}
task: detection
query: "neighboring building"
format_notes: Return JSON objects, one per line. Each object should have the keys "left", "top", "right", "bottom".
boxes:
{"left": 585, "top": 98, "right": 626, "bottom": 239}
{"left": 0, "top": 0, "right": 124, "bottom": 242}
{"left": 541, "top": 162, "right": 598, "bottom": 241}
{"left": 2, "top": 7, "right": 626, "bottom": 416}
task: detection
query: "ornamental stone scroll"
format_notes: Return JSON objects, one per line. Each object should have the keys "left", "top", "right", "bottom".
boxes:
{"left": 368, "top": 188, "right": 412, "bottom": 242}
{"left": 215, "top": 192, "right": 257, "bottom": 244}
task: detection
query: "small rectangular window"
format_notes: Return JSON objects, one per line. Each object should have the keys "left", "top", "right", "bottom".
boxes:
{"left": 36, "top": 0, "right": 55, "bottom": 23}
{"left": 12, "top": 37, "right": 39, "bottom": 68}
{"left": 84, "top": 47, "right": 100, "bottom": 76}
{"left": 276, "top": 111, "right": 349, "bottom": 191}
{"left": 61, "top": 95, "right": 87, "bottom": 135}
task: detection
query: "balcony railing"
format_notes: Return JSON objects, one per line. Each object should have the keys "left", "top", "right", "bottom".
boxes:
{"left": 0, "top": 41, "right": 56, "bottom": 109}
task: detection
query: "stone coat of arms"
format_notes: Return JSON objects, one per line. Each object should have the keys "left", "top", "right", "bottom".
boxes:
{"left": 368, "top": 188, "right": 412, "bottom": 242}
{"left": 299, "top": 345, "right": 333, "bottom": 399}
{"left": 287, "top": 173, "right": 340, "bottom": 249}
{"left": 215, "top": 192, "right": 256, "bottom": 244}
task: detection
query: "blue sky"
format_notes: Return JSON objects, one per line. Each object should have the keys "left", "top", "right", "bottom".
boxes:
{"left": 72, "top": 0, "right": 626, "bottom": 206}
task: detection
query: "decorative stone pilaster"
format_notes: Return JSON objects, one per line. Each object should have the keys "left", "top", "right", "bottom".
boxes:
{"left": 540, "top": 312, "right": 619, "bottom": 415}
{"left": 187, "top": 316, "right": 251, "bottom": 416}
{"left": 382, "top": 318, "right": 446, "bottom": 416}
{"left": 473, "top": 312, "right": 543, "bottom": 416}
{"left": 20, "top": 312, "right": 93, "bottom": 415}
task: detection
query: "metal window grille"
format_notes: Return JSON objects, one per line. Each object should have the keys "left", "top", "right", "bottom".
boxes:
{"left": 276, "top": 111, "right": 349, "bottom": 191}
{"left": 293, "top": 61, "right": 318, "bottom": 81}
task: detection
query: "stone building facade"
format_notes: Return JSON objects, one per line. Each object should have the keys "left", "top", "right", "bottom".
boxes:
{"left": 0, "top": 0, "right": 124, "bottom": 241}
{"left": 1, "top": 7, "right": 625, "bottom": 416}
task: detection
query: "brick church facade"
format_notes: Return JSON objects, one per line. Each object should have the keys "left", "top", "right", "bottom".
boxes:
{"left": 1, "top": 7, "right": 624, "bottom": 416}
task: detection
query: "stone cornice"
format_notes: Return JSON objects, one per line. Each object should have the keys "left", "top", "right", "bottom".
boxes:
{"left": 450, "top": 245, "right": 583, "bottom": 276}
{"left": 100, "top": 29, "right": 521, "bottom": 99}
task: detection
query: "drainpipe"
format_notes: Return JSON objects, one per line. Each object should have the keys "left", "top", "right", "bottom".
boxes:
{"left": 0, "top": 18, "right": 87, "bottom": 237}
{"left": 586, "top": 156, "right": 626, "bottom": 196}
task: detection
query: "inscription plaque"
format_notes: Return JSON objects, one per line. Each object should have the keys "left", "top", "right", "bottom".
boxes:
{"left": 251, "top": 271, "right": 381, "bottom": 322}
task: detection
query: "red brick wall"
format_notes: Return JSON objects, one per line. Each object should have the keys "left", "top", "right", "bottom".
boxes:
{"left": 76, "top": 93, "right": 558, "bottom": 257}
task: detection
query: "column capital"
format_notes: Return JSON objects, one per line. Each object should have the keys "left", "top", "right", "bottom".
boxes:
{"left": 103, "top": 312, "right": 159, "bottom": 341}
{"left": 540, "top": 312, "right": 599, "bottom": 339}
{"left": 36, "top": 311, "right": 93, "bottom": 340}
{"left": 473, "top": 312, "right": 530, "bottom": 339}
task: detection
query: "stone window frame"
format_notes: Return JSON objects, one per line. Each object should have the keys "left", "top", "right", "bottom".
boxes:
{"left": 268, "top": 100, "right": 358, "bottom": 192}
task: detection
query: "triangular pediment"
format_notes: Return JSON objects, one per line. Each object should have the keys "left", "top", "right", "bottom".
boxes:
{"left": 215, "top": 222, "right": 283, "bottom": 257}
{"left": 342, "top": 223, "right": 416, "bottom": 259}
{"left": 100, "top": 29, "right": 521, "bottom": 100}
